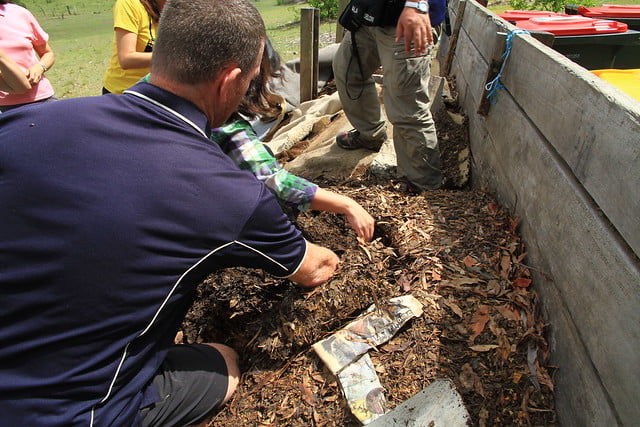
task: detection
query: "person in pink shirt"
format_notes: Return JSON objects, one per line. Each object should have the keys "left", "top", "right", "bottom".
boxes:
{"left": 0, "top": 0, "right": 56, "bottom": 112}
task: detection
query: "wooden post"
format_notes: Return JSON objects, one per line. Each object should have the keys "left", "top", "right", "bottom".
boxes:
{"left": 313, "top": 7, "right": 320, "bottom": 98}
{"left": 300, "top": 7, "right": 320, "bottom": 103}
{"left": 477, "top": 31, "right": 554, "bottom": 116}
{"left": 336, "top": 0, "right": 350, "bottom": 43}
{"left": 442, "top": 0, "right": 467, "bottom": 77}
{"left": 477, "top": 32, "right": 506, "bottom": 116}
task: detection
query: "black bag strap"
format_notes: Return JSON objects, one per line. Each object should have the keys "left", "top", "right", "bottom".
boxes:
{"left": 345, "top": 31, "right": 366, "bottom": 101}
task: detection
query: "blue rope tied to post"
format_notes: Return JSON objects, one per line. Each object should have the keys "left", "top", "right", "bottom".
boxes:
{"left": 485, "top": 29, "right": 530, "bottom": 104}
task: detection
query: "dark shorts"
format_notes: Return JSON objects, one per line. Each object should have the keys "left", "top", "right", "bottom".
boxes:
{"left": 139, "top": 344, "right": 229, "bottom": 427}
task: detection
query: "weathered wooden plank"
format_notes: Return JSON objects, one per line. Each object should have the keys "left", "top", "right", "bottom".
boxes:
{"left": 442, "top": 0, "right": 467, "bottom": 77}
{"left": 449, "top": 29, "right": 489, "bottom": 109}
{"left": 500, "top": 35, "right": 640, "bottom": 255}
{"left": 537, "top": 279, "right": 621, "bottom": 427}
{"left": 449, "top": 2, "right": 640, "bottom": 424}
{"left": 473, "top": 85, "right": 640, "bottom": 427}
{"left": 477, "top": 33, "right": 506, "bottom": 116}
{"left": 459, "top": 2, "right": 510, "bottom": 64}
{"left": 471, "top": 127, "right": 622, "bottom": 427}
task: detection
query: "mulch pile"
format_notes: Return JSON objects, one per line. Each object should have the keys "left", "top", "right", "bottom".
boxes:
{"left": 178, "top": 82, "right": 557, "bottom": 426}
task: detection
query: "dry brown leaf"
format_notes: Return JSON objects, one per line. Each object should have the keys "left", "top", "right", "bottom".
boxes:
{"left": 300, "top": 375, "right": 315, "bottom": 406}
{"left": 500, "top": 254, "right": 511, "bottom": 279}
{"left": 509, "top": 217, "right": 520, "bottom": 233}
{"left": 459, "top": 363, "right": 476, "bottom": 390}
{"left": 497, "top": 333, "right": 512, "bottom": 360}
{"left": 515, "top": 252, "right": 528, "bottom": 264}
{"left": 443, "top": 297, "right": 464, "bottom": 318}
{"left": 488, "top": 319, "right": 500, "bottom": 337}
{"left": 312, "top": 408, "right": 322, "bottom": 425}
{"left": 459, "top": 363, "right": 485, "bottom": 396}
{"left": 439, "top": 276, "right": 482, "bottom": 290}
{"left": 473, "top": 288, "right": 488, "bottom": 297}
{"left": 470, "top": 344, "right": 499, "bottom": 352}
{"left": 513, "top": 371, "right": 524, "bottom": 384}
{"left": 397, "top": 274, "right": 413, "bottom": 292}
{"left": 279, "top": 405, "right": 297, "bottom": 421}
{"left": 486, "top": 279, "right": 502, "bottom": 295}
{"left": 536, "top": 363, "right": 555, "bottom": 392}
{"left": 469, "top": 305, "right": 491, "bottom": 342}
{"left": 513, "top": 278, "right": 532, "bottom": 288}
{"left": 359, "top": 244, "right": 373, "bottom": 262}
{"left": 496, "top": 304, "right": 520, "bottom": 322}
{"left": 463, "top": 255, "right": 477, "bottom": 267}
{"left": 374, "top": 364, "right": 386, "bottom": 374}
{"left": 382, "top": 340, "right": 413, "bottom": 353}
{"left": 487, "top": 203, "right": 500, "bottom": 215}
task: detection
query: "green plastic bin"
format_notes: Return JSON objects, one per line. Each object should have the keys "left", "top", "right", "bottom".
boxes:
{"left": 576, "top": 5, "right": 640, "bottom": 68}
{"left": 517, "top": 16, "right": 640, "bottom": 70}
{"left": 552, "top": 30, "right": 640, "bottom": 69}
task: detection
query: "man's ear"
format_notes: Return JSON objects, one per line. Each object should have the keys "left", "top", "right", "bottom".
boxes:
{"left": 215, "top": 65, "right": 243, "bottom": 99}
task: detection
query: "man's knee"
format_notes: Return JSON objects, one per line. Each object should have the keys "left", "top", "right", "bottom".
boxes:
{"left": 202, "top": 343, "right": 240, "bottom": 407}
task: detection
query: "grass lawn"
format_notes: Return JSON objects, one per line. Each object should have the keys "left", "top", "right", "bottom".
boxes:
{"left": 39, "top": 12, "right": 113, "bottom": 98}
{"left": 23, "top": 0, "right": 338, "bottom": 99}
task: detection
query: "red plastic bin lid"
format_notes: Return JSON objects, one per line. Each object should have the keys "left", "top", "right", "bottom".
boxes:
{"left": 578, "top": 5, "right": 640, "bottom": 18}
{"left": 516, "top": 16, "right": 629, "bottom": 35}
{"left": 498, "top": 10, "right": 566, "bottom": 22}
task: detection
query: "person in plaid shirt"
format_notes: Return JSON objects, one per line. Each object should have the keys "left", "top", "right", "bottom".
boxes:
{"left": 212, "top": 39, "right": 374, "bottom": 243}
{"left": 141, "top": 41, "right": 375, "bottom": 242}
{"left": 212, "top": 118, "right": 375, "bottom": 243}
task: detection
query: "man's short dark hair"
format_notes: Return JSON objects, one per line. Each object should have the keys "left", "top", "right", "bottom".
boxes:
{"left": 152, "top": 0, "right": 266, "bottom": 84}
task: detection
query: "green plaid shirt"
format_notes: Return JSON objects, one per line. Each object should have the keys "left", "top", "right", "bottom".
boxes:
{"left": 211, "top": 120, "right": 318, "bottom": 214}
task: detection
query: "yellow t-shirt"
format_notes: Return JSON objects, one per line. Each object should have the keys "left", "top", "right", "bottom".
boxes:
{"left": 102, "top": 0, "right": 157, "bottom": 94}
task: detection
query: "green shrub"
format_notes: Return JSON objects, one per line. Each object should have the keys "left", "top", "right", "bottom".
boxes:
{"left": 308, "top": 0, "right": 339, "bottom": 19}
{"left": 508, "top": 0, "right": 596, "bottom": 13}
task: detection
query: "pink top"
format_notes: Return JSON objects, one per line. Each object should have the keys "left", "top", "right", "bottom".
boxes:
{"left": 0, "top": 3, "right": 54, "bottom": 106}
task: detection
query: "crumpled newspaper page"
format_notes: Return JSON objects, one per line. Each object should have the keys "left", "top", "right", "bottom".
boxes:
{"left": 337, "top": 353, "right": 387, "bottom": 425}
{"left": 312, "top": 295, "right": 424, "bottom": 425}
{"left": 312, "top": 295, "right": 424, "bottom": 375}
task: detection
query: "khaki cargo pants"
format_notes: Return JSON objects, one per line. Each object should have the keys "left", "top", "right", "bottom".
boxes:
{"left": 333, "top": 25, "right": 443, "bottom": 190}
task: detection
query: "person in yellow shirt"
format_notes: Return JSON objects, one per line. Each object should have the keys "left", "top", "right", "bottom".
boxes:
{"left": 102, "top": 0, "right": 165, "bottom": 94}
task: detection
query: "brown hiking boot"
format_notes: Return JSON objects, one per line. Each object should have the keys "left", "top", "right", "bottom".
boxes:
{"left": 336, "top": 129, "right": 387, "bottom": 151}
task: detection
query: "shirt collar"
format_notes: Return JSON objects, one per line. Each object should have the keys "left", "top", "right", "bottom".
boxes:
{"left": 125, "top": 82, "right": 212, "bottom": 138}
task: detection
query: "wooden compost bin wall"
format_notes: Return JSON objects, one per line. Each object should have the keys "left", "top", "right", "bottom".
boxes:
{"left": 442, "top": 0, "right": 640, "bottom": 425}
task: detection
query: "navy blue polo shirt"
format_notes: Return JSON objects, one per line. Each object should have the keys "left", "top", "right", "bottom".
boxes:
{"left": 429, "top": 0, "right": 447, "bottom": 27}
{"left": 0, "top": 82, "right": 307, "bottom": 426}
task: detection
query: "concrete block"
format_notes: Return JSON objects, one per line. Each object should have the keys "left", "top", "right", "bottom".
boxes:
{"left": 368, "top": 380, "right": 470, "bottom": 427}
